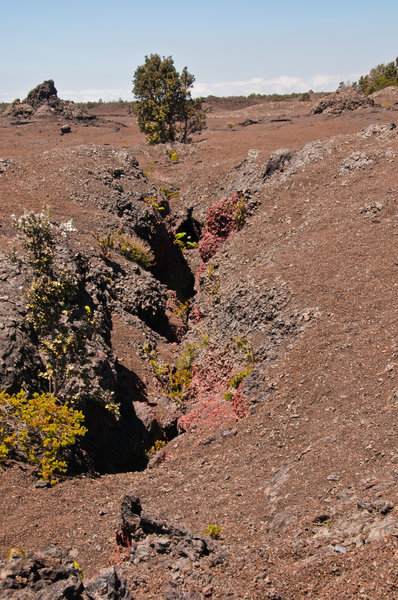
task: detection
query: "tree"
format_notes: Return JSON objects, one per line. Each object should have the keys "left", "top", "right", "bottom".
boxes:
{"left": 357, "top": 57, "right": 398, "bottom": 95}
{"left": 132, "top": 54, "right": 206, "bottom": 145}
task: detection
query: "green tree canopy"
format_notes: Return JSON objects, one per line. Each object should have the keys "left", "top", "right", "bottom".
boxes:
{"left": 132, "top": 54, "right": 206, "bottom": 145}
{"left": 357, "top": 57, "right": 398, "bottom": 95}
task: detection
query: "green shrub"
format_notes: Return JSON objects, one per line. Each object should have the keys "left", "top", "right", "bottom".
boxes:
{"left": 248, "top": 92, "right": 301, "bottom": 102}
{"left": 0, "top": 390, "right": 86, "bottom": 484}
{"left": 234, "top": 195, "right": 246, "bottom": 230}
{"left": 145, "top": 439, "right": 166, "bottom": 457}
{"left": 14, "top": 208, "right": 94, "bottom": 399}
{"left": 159, "top": 186, "right": 179, "bottom": 201}
{"left": 356, "top": 57, "right": 398, "bottom": 95}
{"left": 143, "top": 343, "right": 195, "bottom": 404}
{"left": 114, "top": 232, "right": 154, "bottom": 267}
{"left": 25, "top": 269, "right": 77, "bottom": 334}
{"left": 144, "top": 161, "right": 154, "bottom": 177}
{"left": 174, "top": 231, "right": 197, "bottom": 250}
{"left": 168, "top": 149, "right": 179, "bottom": 162}
{"left": 144, "top": 197, "right": 166, "bottom": 212}
{"left": 175, "top": 299, "right": 190, "bottom": 323}
{"left": 13, "top": 207, "right": 116, "bottom": 412}
{"left": 233, "top": 335, "right": 255, "bottom": 363}
{"left": 93, "top": 229, "right": 154, "bottom": 268}
{"left": 224, "top": 367, "right": 253, "bottom": 401}
{"left": 204, "top": 524, "right": 222, "bottom": 539}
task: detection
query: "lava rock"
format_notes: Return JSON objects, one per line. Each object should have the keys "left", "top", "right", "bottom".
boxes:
{"left": 312, "top": 88, "right": 374, "bottom": 114}
{"left": 0, "top": 547, "right": 84, "bottom": 599}
{"left": 85, "top": 567, "right": 132, "bottom": 599}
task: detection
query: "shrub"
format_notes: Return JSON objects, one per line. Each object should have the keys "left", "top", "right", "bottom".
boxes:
{"left": 0, "top": 390, "right": 86, "bottom": 484}
{"left": 25, "top": 269, "right": 77, "bottom": 334}
{"left": 145, "top": 439, "right": 166, "bottom": 457}
{"left": 174, "top": 231, "right": 197, "bottom": 250}
{"left": 14, "top": 207, "right": 117, "bottom": 412}
{"left": 224, "top": 367, "right": 253, "bottom": 401}
{"left": 144, "top": 161, "right": 154, "bottom": 177}
{"left": 93, "top": 229, "right": 154, "bottom": 268}
{"left": 114, "top": 232, "right": 154, "bottom": 268}
{"left": 356, "top": 57, "right": 398, "bottom": 95}
{"left": 233, "top": 335, "right": 255, "bottom": 363}
{"left": 234, "top": 195, "right": 246, "bottom": 230}
{"left": 13, "top": 205, "right": 54, "bottom": 274}
{"left": 143, "top": 344, "right": 195, "bottom": 404}
{"left": 132, "top": 54, "right": 206, "bottom": 144}
{"left": 144, "top": 197, "right": 166, "bottom": 212}
{"left": 204, "top": 524, "right": 222, "bottom": 539}
{"left": 174, "top": 299, "right": 190, "bottom": 323}
{"left": 14, "top": 209, "right": 92, "bottom": 398}
{"left": 159, "top": 186, "right": 179, "bottom": 201}
{"left": 168, "top": 149, "right": 179, "bottom": 162}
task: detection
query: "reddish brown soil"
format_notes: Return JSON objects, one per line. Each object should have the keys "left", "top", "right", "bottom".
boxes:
{"left": 1, "top": 89, "right": 398, "bottom": 599}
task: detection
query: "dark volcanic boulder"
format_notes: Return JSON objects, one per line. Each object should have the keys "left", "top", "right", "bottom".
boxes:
{"left": 0, "top": 547, "right": 131, "bottom": 599}
{"left": 0, "top": 547, "right": 84, "bottom": 599}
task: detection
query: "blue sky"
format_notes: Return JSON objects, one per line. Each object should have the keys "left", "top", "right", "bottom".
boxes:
{"left": 1, "top": 0, "right": 397, "bottom": 101}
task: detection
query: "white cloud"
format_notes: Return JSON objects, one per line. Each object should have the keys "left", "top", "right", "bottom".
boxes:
{"left": 1, "top": 73, "right": 361, "bottom": 104}
{"left": 192, "top": 73, "right": 361, "bottom": 97}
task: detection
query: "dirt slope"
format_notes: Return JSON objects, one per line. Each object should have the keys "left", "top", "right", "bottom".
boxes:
{"left": 1, "top": 88, "right": 398, "bottom": 599}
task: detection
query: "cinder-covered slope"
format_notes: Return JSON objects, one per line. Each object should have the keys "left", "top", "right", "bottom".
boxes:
{"left": 1, "top": 93, "right": 398, "bottom": 598}
{"left": 129, "top": 120, "right": 398, "bottom": 598}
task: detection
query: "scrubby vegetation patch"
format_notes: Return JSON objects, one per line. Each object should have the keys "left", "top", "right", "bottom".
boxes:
{"left": 93, "top": 228, "right": 154, "bottom": 268}
{"left": 0, "top": 390, "right": 86, "bottom": 484}
{"left": 357, "top": 57, "right": 398, "bottom": 95}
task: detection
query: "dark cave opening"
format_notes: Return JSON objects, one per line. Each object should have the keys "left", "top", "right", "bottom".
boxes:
{"left": 175, "top": 209, "right": 202, "bottom": 245}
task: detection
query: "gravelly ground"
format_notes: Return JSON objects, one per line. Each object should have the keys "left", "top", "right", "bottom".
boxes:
{"left": 1, "top": 88, "right": 398, "bottom": 599}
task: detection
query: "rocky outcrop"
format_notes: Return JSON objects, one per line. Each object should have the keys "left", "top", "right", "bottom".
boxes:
{"left": 4, "top": 80, "right": 96, "bottom": 121}
{"left": 0, "top": 255, "right": 43, "bottom": 393}
{"left": 312, "top": 87, "right": 374, "bottom": 114}
{"left": 24, "top": 79, "right": 58, "bottom": 108}
{"left": 0, "top": 547, "right": 131, "bottom": 599}
{"left": 0, "top": 150, "right": 197, "bottom": 473}
{"left": 112, "top": 492, "right": 218, "bottom": 560}
{"left": 109, "top": 493, "right": 224, "bottom": 599}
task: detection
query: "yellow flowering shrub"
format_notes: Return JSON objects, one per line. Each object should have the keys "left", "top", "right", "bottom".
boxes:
{"left": 0, "top": 390, "right": 87, "bottom": 484}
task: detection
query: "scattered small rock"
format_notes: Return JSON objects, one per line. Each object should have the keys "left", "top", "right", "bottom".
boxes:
{"left": 326, "top": 473, "right": 341, "bottom": 481}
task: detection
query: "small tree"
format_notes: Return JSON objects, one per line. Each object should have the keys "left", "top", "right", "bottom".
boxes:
{"left": 132, "top": 54, "right": 206, "bottom": 145}
{"left": 357, "top": 57, "right": 398, "bottom": 95}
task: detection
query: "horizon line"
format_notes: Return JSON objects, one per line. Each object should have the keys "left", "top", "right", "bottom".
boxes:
{"left": 0, "top": 73, "right": 360, "bottom": 104}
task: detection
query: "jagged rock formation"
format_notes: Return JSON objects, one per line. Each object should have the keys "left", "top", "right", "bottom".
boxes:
{"left": 4, "top": 80, "right": 96, "bottom": 121}
{"left": 109, "top": 493, "right": 225, "bottom": 599}
{"left": 0, "top": 148, "right": 195, "bottom": 473}
{"left": 0, "top": 547, "right": 131, "bottom": 599}
{"left": 312, "top": 87, "right": 374, "bottom": 114}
